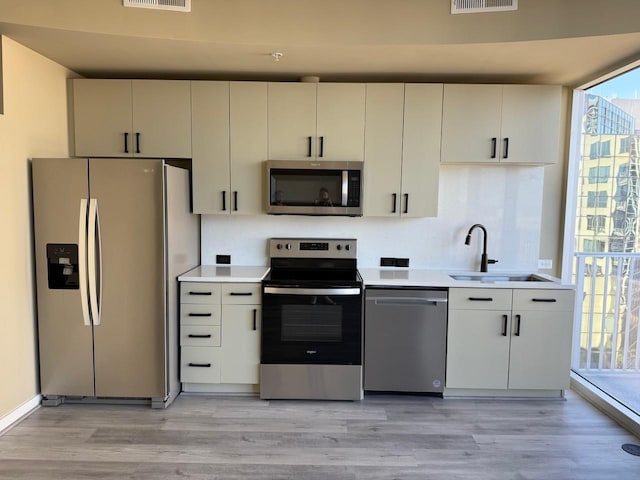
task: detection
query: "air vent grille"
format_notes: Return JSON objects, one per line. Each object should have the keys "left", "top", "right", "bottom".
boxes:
{"left": 123, "top": 0, "right": 191, "bottom": 12}
{"left": 451, "top": 0, "right": 517, "bottom": 14}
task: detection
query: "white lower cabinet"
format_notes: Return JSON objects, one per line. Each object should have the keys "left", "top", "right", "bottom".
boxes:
{"left": 446, "top": 287, "right": 575, "bottom": 392}
{"left": 180, "top": 282, "right": 261, "bottom": 388}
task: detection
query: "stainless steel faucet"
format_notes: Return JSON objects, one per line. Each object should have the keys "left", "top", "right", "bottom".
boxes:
{"left": 465, "top": 224, "right": 498, "bottom": 272}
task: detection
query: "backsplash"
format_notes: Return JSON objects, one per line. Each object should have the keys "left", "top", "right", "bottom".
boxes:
{"left": 201, "top": 165, "right": 544, "bottom": 271}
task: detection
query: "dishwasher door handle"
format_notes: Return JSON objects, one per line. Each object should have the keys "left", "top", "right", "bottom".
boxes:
{"left": 367, "top": 297, "right": 448, "bottom": 306}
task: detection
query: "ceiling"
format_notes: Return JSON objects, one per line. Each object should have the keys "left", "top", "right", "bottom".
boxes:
{"left": 1, "top": 0, "right": 640, "bottom": 86}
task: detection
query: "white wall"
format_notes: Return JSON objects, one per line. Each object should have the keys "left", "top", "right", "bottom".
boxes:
{"left": 202, "top": 165, "right": 544, "bottom": 271}
{"left": 0, "top": 37, "right": 73, "bottom": 420}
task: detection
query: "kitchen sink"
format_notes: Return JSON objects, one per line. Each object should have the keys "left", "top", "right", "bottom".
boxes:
{"left": 449, "top": 273, "right": 552, "bottom": 283}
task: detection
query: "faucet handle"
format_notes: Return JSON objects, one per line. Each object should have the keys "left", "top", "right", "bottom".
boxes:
{"left": 488, "top": 259, "right": 498, "bottom": 265}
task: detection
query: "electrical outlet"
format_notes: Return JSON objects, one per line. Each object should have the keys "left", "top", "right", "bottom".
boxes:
{"left": 380, "top": 257, "right": 396, "bottom": 267}
{"left": 216, "top": 254, "right": 231, "bottom": 265}
{"left": 395, "top": 258, "right": 410, "bottom": 268}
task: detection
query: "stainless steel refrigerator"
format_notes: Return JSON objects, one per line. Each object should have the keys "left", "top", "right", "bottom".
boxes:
{"left": 32, "top": 158, "right": 199, "bottom": 408}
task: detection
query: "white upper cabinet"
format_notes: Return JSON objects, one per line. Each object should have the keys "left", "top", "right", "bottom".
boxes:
{"left": 268, "top": 82, "right": 366, "bottom": 161}
{"left": 191, "top": 81, "right": 267, "bottom": 215}
{"left": 363, "top": 84, "right": 404, "bottom": 217}
{"left": 229, "top": 82, "right": 268, "bottom": 215}
{"left": 441, "top": 84, "right": 562, "bottom": 165}
{"left": 364, "top": 83, "right": 442, "bottom": 217}
{"left": 191, "top": 81, "right": 230, "bottom": 214}
{"left": 73, "top": 79, "right": 192, "bottom": 158}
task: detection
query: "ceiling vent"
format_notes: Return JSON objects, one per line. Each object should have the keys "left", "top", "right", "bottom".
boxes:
{"left": 451, "top": 0, "right": 517, "bottom": 14}
{"left": 123, "top": 0, "right": 191, "bottom": 12}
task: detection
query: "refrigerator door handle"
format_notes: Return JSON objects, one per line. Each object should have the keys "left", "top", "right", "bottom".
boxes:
{"left": 88, "top": 198, "right": 103, "bottom": 326}
{"left": 78, "top": 199, "right": 91, "bottom": 326}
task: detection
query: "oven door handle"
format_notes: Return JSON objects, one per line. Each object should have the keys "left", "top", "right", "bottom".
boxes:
{"left": 263, "top": 287, "right": 361, "bottom": 296}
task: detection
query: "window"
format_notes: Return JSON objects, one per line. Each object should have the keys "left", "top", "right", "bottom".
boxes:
{"left": 619, "top": 136, "right": 631, "bottom": 154}
{"left": 609, "top": 237, "right": 625, "bottom": 252}
{"left": 615, "top": 185, "right": 628, "bottom": 202}
{"left": 583, "top": 239, "right": 606, "bottom": 252}
{"left": 588, "top": 166, "right": 611, "bottom": 183}
{"left": 586, "top": 191, "right": 608, "bottom": 208}
{"left": 618, "top": 163, "right": 629, "bottom": 177}
{"left": 613, "top": 210, "right": 626, "bottom": 229}
{"left": 601, "top": 140, "right": 611, "bottom": 156}
{"left": 589, "top": 142, "right": 599, "bottom": 159}
{"left": 586, "top": 215, "right": 606, "bottom": 232}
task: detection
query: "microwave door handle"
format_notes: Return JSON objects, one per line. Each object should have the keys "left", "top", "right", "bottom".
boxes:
{"left": 342, "top": 170, "right": 348, "bottom": 206}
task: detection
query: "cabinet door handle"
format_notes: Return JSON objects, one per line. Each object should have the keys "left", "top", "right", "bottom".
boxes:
{"left": 490, "top": 137, "right": 497, "bottom": 159}
{"left": 253, "top": 308, "right": 257, "bottom": 331}
{"left": 392, "top": 193, "right": 397, "bottom": 213}
{"left": 532, "top": 298, "right": 557, "bottom": 303}
{"left": 230, "top": 292, "right": 253, "bottom": 296}
{"left": 233, "top": 191, "right": 238, "bottom": 211}
{"left": 502, "top": 314, "right": 508, "bottom": 336}
{"left": 403, "top": 193, "right": 409, "bottom": 214}
{"left": 307, "top": 136, "right": 313, "bottom": 157}
{"left": 503, "top": 137, "right": 509, "bottom": 159}
{"left": 124, "top": 132, "right": 129, "bottom": 154}
{"left": 514, "top": 314, "right": 521, "bottom": 336}
{"left": 188, "top": 334, "right": 212, "bottom": 338}
{"left": 468, "top": 297, "right": 493, "bottom": 302}
{"left": 222, "top": 191, "right": 227, "bottom": 211}
{"left": 319, "top": 136, "right": 324, "bottom": 157}
{"left": 188, "top": 312, "right": 212, "bottom": 317}
{"left": 135, "top": 132, "right": 141, "bottom": 154}
{"left": 189, "top": 291, "right": 212, "bottom": 296}
{"left": 188, "top": 362, "right": 211, "bottom": 368}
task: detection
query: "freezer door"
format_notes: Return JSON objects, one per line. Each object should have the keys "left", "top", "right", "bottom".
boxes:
{"left": 89, "top": 159, "right": 166, "bottom": 398}
{"left": 32, "top": 158, "right": 95, "bottom": 397}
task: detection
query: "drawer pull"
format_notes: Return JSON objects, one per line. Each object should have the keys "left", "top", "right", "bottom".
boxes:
{"left": 188, "top": 313, "right": 212, "bottom": 317}
{"left": 188, "top": 334, "right": 212, "bottom": 338}
{"left": 188, "top": 362, "right": 211, "bottom": 368}
{"left": 532, "top": 298, "right": 557, "bottom": 303}
{"left": 189, "top": 291, "right": 212, "bottom": 296}
{"left": 468, "top": 297, "right": 493, "bottom": 302}
{"left": 230, "top": 292, "right": 253, "bottom": 296}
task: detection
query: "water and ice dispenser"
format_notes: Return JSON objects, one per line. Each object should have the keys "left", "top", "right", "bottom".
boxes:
{"left": 46, "top": 243, "right": 79, "bottom": 289}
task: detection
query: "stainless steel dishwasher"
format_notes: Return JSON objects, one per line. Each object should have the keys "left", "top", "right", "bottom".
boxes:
{"left": 364, "top": 288, "right": 448, "bottom": 394}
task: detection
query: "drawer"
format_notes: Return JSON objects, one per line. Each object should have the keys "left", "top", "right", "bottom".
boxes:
{"left": 512, "top": 289, "right": 575, "bottom": 312}
{"left": 181, "top": 325, "right": 221, "bottom": 347}
{"left": 181, "top": 346, "right": 221, "bottom": 383}
{"left": 180, "top": 282, "right": 221, "bottom": 304}
{"left": 180, "top": 303, "right": 221, "bottom": 326}
{"left": 449, "top": 288, "right": 513, "bottom": 311}
{"left": 222, "top": 283, "right": 261, "bottom": 305}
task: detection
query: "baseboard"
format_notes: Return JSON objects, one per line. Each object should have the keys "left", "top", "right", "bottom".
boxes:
{"left": 0, "top": 394, "right": 41, "bottom": 435}
{"left": 570, "top": 372, "right": 640, "bottom": 438}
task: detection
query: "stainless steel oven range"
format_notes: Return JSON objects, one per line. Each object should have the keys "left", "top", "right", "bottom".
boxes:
{"left": 260, "top": 238, "right": 363, "bottom": 400}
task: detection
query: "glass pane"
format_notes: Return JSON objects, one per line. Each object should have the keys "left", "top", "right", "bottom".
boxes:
{"left": 572, "top": 71, "right": 640, "bottom": 416}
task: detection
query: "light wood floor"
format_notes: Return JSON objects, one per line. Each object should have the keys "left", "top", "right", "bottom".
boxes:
{"left": 1, "top": 390, "right": 639, "bottom": 479}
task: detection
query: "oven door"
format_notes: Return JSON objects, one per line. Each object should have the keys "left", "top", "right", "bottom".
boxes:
{"left": 261, "top": 285, "right": 362, "bottom": 365}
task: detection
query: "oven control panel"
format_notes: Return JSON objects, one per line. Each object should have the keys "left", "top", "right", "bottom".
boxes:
{"left": 269, "top": 238, "right": 357, "bottom": 259}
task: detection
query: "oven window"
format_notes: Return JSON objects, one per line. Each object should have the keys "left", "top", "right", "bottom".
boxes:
{"left": 281, "top": 305, "right": 342, "bottom": 342}
{"left": 270, "top": 169, "right": 343, "bottom": 207}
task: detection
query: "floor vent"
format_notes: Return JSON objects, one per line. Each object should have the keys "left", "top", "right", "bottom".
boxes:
{"left": 123, "top": 0, "right": 191, "bottom": 12}
{"left": 451, "top": 0, "right": 517, "bottom": 14}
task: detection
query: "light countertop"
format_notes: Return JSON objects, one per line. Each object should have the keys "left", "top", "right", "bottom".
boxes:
{"left": 179, "top": 265, "right": 269, "bottom": 283}
{"left": 359, "top": 268, "right": 574, "bottom": 290}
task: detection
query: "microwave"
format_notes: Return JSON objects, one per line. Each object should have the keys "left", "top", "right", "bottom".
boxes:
{"left": 265, "top": 160, "right": 363, "bottom": 216}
